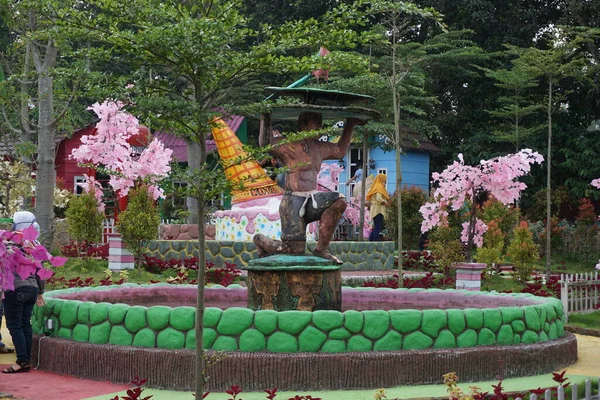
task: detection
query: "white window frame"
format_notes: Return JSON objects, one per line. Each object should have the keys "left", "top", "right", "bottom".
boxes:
{"left": 377, "top": 168, "right": 388, "bottom": 190}
{"left": 74, "top": 176, "right": 86, "bottom": 195}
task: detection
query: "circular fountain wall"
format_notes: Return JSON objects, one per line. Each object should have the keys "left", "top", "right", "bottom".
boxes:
{"left": 31, "top": 284, "right": 577, "bottom": 391}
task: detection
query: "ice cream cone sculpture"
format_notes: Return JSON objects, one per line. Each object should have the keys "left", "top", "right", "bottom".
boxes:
{"left": 212, "top": 118, "right": 283, "bottom": 204}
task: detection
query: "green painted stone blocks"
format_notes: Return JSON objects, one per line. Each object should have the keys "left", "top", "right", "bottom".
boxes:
{"left": 147, "top": 306, "right": 172, "bottom": 330}
{"left": 421, "top": 310, "right": 447, "bottom": 337}
{"left": 239, "top": 329, "right": 267, "bottom": 352}
{"left": 347, "top": 335, "right": 373, "bottom": 351}
{"left": 434, "top": 330, "right": 456, "bottom": 349}
{"left": 483, "top": 309, "right": 502, "bottom": 332}
{"left": 374, "top": 331, "right": 402, "bottom": 351}
{"left": 389, "top": 309, "right": 421, "bottom": 333}
{"left": 278, "top": 311, "right": 312, "bottom": 335}
{"left": 125, "top": 306, "right": 148, "bottom": 333}
{"left": 59, "top": 300, "right": 80, "bottom": 328}
{"left": 108, "top": 303, "right": 129, "bottom": 325}
{"left": 446, "top": 309, "right": 466, "bottom": 335}
{"left": 362, "top": 310, "right": 390, "bottom": 340}
{"left": 133, "top": 328, "right": 156, "bottom": 348}
{"left": 343, "top": 310, "right": 364, "bottom": 333}
{"left": 254, "top": 310, "right": 278, "bottom": 334}
{"left": 157, "top": 327, "right": 186, "bottom": 349}
{"left": 109, "top": 326, "right": 133, "bottom": 346}
{"left": 267, "top": 332, "right": 298, "bottom": 352}
{"left": 204, "top": 308, "right": 222, "bottom": 327}
{"left": 170, "top": 306, "right": 195, "bottom": 331}
{"left": 312, "top": 311, "right": 343, "bottom": 332}
{"left": 299, "top": 326, "right": 327, "bottom": 352}
{"left": 217, "top": 307, "right": 254, "bottom": 335}
{"left": 38, "top": 285, "right": 567, "bottom": 354}
{"left": 89, "top": 321, "right": 111, "bottom": 344}
{"left": 464, "top": 309, "right": 483, "bottom": 330}
{"left": 89, "top": 302, "right": 111, "bottom": 325}
{"left": 404, "top": 331, "right": 433, "bottom": 350}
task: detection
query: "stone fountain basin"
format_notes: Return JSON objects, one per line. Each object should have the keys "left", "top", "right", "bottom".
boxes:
{"left": 34, "top": 284, "right": 566, "bottom": 353}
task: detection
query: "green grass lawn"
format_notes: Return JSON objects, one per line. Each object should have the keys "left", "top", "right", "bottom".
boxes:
{"left": 566, "top": 310, "right": 600, "bottom": 330}
{"left": 480, "top": 273, "right": 525, "bottom": 293}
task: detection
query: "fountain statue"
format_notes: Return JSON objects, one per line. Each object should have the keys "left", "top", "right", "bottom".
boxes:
{"left": 247, "top": 87, "right": 380, "bottom": 311}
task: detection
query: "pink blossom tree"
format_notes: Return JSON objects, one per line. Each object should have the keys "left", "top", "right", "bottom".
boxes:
{"left": 70, "top": 100, "right": 173, "bottom": 209}
{"left": 420, "top": 149, "right": 544, "bottom": 261}
{"left": 0, "top": 226, "right": 67, "bottom": 291}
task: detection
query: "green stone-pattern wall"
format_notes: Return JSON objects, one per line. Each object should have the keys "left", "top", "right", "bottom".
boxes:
{"left": 144, "top": 240, "right": 396, "bottom": 271}
{"left": 33, "top": 285, "right": 566, "bottom": 353}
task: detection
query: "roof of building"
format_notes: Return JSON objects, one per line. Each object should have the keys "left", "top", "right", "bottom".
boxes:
{"left": 153, "top": 114, "right": 245, "bottom": 163}
{"left": 399, "top": 132, "right": 440, "bottom": 153}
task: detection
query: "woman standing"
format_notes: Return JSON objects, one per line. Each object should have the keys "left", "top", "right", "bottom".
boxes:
{"left": 366, "top": 174, "right": 390, "bottom": 242}
{"left": 2, "top": 211, "right": 45, "bottom": 374}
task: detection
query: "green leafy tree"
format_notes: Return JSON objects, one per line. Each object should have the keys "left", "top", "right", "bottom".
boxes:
{"left": 506, "top": 220, "right": 539, "bottom": 282}
{"left": 0, "top": 0, "right": 93, "bottom": 247}
{"left": 116, "top": 186, "right": 160, "bottom": 271}
{"left": 484, "top": 63, "right": 543, "bottom": 152}
{"left": 511, "top": 31, "right": 585, "bottom": 277}
{"left": 386, "top": 186, "right": 427, "bottom": 249}
{"left": 55, "top": 0, "right": 387, "bottom": 394}
{"left": 65, "top": 191, "right": 103, "bottom": 257}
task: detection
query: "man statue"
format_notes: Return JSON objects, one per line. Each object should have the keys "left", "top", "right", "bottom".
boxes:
{"left": 253, "top": 112, "right": 364, "bottom": 264}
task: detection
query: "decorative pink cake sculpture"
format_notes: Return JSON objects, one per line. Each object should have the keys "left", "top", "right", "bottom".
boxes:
{"left": 211, "top": 119, "right": 315, "bottom": 241}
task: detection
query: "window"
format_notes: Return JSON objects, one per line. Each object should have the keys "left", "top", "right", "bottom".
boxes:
{"left": 377, "top": 168, "right": 388, "bottom": 190}
{"left": 74, "top": 176, "right": 86, "bottom": 195}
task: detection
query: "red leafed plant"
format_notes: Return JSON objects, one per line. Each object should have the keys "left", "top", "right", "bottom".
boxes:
{"left": 264, "top": 388, "right": 278, "bottom": 399}
{"left": 226, "top": 385, "right": 243, "bottom": 400}
{"left": 111, "top": 376, "right": 153, "bottom": 400}
{"left": 287, "top": 396, "right": 322, "bottom": 400}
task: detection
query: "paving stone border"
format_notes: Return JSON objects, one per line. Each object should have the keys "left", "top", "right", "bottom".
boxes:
{"left": 34, "top": 285, "right": 567, "bottom": 353}
{"left": 144, "top": 240, "right": 396, "bottom": 270}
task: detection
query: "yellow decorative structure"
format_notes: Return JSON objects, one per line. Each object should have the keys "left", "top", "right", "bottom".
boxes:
{"left": 212, "top": 118, "right": 283, "bottom": 204}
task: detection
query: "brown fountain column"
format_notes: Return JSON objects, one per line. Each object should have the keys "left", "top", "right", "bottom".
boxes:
{"left": 244, "top": 254, "right": 341, "bottom": 311}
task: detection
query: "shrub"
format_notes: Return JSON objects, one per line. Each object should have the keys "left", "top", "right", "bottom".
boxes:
{"left": 479, "top": 196, "right": 518, "bottom": 244}
{"left": 386, "top": 186, "right": 427, "bottom": 250}
{"left": 65, "top": 191, "right": 104, "bottom": 257}
{"left": 507, "top": 221, "right": 539, "bottom": 282}
{"left": 427, "top": 225, "right": 465, "bottom": 268}
{"left": 117, "top": 186, "right": 160, "bottom": 270}
{"left": 475, "top": 220, "right": 505, "bottom": 268}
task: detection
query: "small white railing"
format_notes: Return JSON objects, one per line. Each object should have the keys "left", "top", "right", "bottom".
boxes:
{"left": 560, "top": 272, "right": 600, "bottom": 322}
{"left": 514, "top": 379, "right": 599, "bottom": 400}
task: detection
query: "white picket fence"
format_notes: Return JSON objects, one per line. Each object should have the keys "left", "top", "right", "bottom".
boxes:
{"left": 102, "top": 218, "right": 116, "bottom": 244}
{"left": 514, "top": 379, "right": 599, "bottom": 400}
{"left": 560, "top": 272, "right": 600, "bottom": 322}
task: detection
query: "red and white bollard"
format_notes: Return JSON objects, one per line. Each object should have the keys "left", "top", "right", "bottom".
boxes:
{"left": 453, "top": 262, "right": 487, "bottom": 291}
{"left": 107, "top": 233, "right": 135, "bottom": 270}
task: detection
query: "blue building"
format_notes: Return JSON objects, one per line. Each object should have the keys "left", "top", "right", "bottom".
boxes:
{"left": 336, "top": 132, "right": 439, "bottom": 198}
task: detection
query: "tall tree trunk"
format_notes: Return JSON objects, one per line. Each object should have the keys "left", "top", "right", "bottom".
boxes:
{"left": 466, "top": 187, "right": 477, "bottom": 262}
{"left": 358, "top": 134, "right": 367, "bottom": 241}
{"left": 194, "top": 124, "right": 207, "bottom": 397}
{"left": 31, "top": 39, "right": 57, "bottom": 248}
{"left": 187, "top": 140, "right": 200, "bottom": 223}
{"left": 391, "top": 15, "right": 403, "bottom": 287}
{"left": 545, "top": 80, "right": 553, "bottom": 278}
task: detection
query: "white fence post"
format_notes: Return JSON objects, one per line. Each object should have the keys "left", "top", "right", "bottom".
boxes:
{"left": 560, "top": 272, "right": 600, "bottom": 322}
